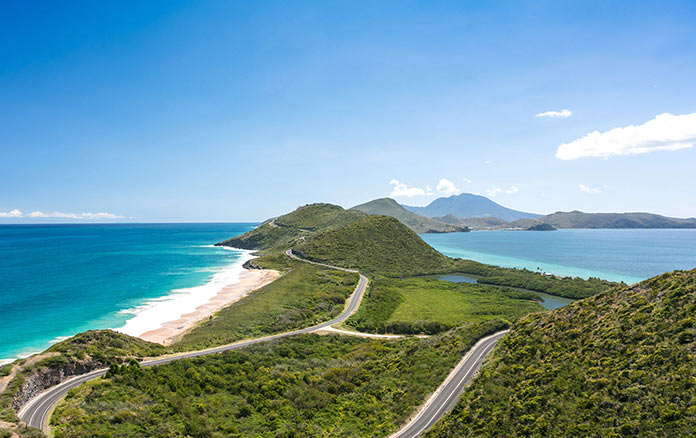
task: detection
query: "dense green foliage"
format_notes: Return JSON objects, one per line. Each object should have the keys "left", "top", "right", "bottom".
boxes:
{"left": 428, "top": 268, "right": 696, "bottom": 437}
{"left": 346, "top": 277, "right": 543, "bottom": 334}
{"left": 218, "top": 204, "right": 365, "bottom": 250}
{"left": 48, "top": 330, "right": 170, "bottom": 362}
{"left": 52, "top": 322, "right": 508, "bottom": 438}
{"left": 0, "top": 331, "right": 169, "bottom": 424}
{"left": 297, "top": 216, "right": 455, "bottom": 277}
{"left": 452, "top": 259, "right": 616, "bottom": 299}
{"left": 174, "top": 261, "right": 357, "bottom": 351}
{"left": 0, "top": 365, "right": 11, "bottom": 377}
{"left": 0, "top": 424, "right": 44, "bottom": 438}
{"left": 350, "top": 198, "right": 468, "bottom": 233}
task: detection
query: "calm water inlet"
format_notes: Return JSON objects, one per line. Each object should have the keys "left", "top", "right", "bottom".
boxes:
{"left": 423, "top": 229, "right": 696, "bottom": 284}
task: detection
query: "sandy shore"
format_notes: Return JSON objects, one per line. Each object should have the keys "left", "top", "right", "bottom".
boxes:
{"left": 139, "top": 268, "right": 280, "bottom": 345}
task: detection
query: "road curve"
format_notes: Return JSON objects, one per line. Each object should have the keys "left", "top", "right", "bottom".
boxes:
{"left": 19, "top": 249, "right": 506, "bottom": 438}
{"left": 19, "top": 250, "right": 368, "bottom": 434}
{"left": 390, "top": 330, "right": 509, "bottom": 438}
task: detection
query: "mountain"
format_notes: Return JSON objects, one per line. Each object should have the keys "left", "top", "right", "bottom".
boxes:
{"left": 350, "top": 198, "right": 469, "bottom": 233}
{"left": 539, "top": 210, "right": 696, "bottom": 229}
{"left": 404, "top": 193, "right": 540, "bottom": 221}
{"left": 427, "top": 268, "right": 696, "bottom": 437}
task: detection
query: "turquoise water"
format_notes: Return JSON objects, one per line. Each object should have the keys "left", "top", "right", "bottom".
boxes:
{"left": 435, "top": 273, "right": 574, "bottom": 309}
{"left": 0, "top": 223, "right": 253, "bottom": 363}
{"left": 422, "top": 229, "right": 696, "bottom": 284}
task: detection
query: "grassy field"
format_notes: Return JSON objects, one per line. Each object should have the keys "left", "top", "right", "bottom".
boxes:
{"left": 427, "top": 269, "right": 696, "bottom": 437}
{"left": 173, "top": 259, "right": 358, "bottom": 351}
{"left": 51, "top": 321, "right": 508, "bottom": 438}
{"left": 346, "top": 277, "right": 544, "bottom": 334}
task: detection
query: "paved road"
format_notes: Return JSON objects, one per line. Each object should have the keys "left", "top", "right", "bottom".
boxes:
{"left": 390, "top": 330, "right": 509, "bottom": 438}
{"left": 19, "top": 251, "right": 368, "bottom": 434}
{"left": 18, "top": 249, "right": 506, "bottom": 437}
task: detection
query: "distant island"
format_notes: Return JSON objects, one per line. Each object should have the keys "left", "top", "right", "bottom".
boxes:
{"left": 404, "top": 193, "right": 540, "bottom": 221}
{"left": 347, "top": 194, "right": 696, "bottom": 232}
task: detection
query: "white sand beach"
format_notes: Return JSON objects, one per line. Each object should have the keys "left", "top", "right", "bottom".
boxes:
{"left": 139, "top": 267, "right": 280, "bottom": 345}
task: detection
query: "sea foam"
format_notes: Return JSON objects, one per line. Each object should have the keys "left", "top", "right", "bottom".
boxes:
{"left": 115, "top": 248, "right": 254, "bottom": 338}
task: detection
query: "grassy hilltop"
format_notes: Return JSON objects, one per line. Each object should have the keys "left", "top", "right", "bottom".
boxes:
{"left": 296, "top": 215, "right": 456, "bottom": 277}
{"left": 427, "top": 268, "right": 696, "bottom": 437}
{"left": 217, "top": 203, "right": 366, "bottom": 250}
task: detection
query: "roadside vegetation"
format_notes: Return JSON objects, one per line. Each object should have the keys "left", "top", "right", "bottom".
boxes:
{"left": 427, "top": 268, "right": 696, "bottom": 437}
{"left": 453, "top": 259, "right": 618, "bottom": 299}
{"left": 346, "top": 277, "right": 543, "bottom": 334}
{"left": 51, "top": 321, "right": 507, "bottom": 438}
{"left": 173, "top": 259, "right": 358, "bottom": 351}
{"left": 1, "top": 331, "right": 168, "bottom": 436}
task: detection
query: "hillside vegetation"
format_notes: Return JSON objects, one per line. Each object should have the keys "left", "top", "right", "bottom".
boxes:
{"left": 51, "top": 322, "right": 507, "bottom": 438}
{"left": 217, "top": 204, "right": 366, "bottom": 250}
{"left": 427, "top": 268, "right": 696, "bottom": 437}
{"left": 1, "top": 331, "right": 169, "bottom": 429}
{"left": 296, "top": 215, "right": 456, "bottom": 277}
{"left": 350, "top": 198, "right": 469, "bottom": 234}
{"left": 174, "top": 257, "right": 358, "bottom": 351}
{"left": 345, "top": 277, "right": 543, "bottom": 334}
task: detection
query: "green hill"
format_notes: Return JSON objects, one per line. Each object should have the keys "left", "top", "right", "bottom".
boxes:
{"left": 217, "top": 203, "right": 366, "bottom": 250}
{"left": 296, "top": 215, "right": 455, "bottom": 276}
{"left": 351, "top": 198, "right": 469, "bottom": 233}
{"left": 427, "top": 268, "right": 696, "bottom": 437}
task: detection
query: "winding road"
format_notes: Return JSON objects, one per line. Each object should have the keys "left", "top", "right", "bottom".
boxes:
{"left": 18, "top": 250, "right": 506, "bottom": 437}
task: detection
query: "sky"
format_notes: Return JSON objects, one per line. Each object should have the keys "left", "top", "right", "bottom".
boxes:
{"left": 2, "top": 0, "right": 696, "bottom": 222}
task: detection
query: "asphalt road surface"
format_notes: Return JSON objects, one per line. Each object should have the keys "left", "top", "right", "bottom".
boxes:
{"left": 18, "top": 250, "right": 505, "bottom": 437}
{"left": 19, "top": 251, "right": 368, "bottom": 433}
{"left": 391, "top": 330, "right": 509, "bottom": 438}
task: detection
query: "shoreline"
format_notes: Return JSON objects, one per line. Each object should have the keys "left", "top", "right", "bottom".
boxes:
{"left": 138, "top": 266, "right": 280, "bottom": 345}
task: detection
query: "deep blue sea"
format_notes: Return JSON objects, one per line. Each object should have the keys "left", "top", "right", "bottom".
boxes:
{"left": 0, "top": 223, "right": 252, "bottom": 363}
{"left": 422, "top": 229, "right": 696, "bottom": 284}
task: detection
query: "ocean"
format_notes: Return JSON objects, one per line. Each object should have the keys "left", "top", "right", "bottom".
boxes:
{"left": 0, "top": 223, "right": 253, "bottom": 364}
{"left": 3, "top": 225, "right": 696, "bottom": 364}
{"left": 422, "top": 228, "right": 696, "bottom": 284}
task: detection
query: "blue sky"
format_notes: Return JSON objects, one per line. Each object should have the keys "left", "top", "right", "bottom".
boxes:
{"left": 2, "top": 0, "right": 695, "bottom": 222}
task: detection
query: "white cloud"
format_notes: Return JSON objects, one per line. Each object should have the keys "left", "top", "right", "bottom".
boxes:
{"left": 485, "top": 185, "right": 519, "bottom": 197}
{"left": 436, "top": 178, "right": 462, "bottom": 195}
{"left": 1, "top": 210, "right": 125, "bottom": 220}
{"left": 536, "top": 109, "right": 572, "bottom": 118}
{"left": 389, "top": 179, "right": 426, "bottom": 198}
{"left": 0, "top": 209, "right": 23, "bottom": 218}
{"left": 579, "top": 184, "right": 601, "bottom": 195}
{"left": 556, "top": 112, "right": 696, "bottom": 160}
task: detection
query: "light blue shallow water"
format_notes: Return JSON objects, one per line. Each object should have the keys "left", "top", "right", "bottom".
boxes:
{"left": 0, "top": 223, "right": 252, "bottom": 363}
{"left": 422, "top": 229, "right": 696, "bottom": 284}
